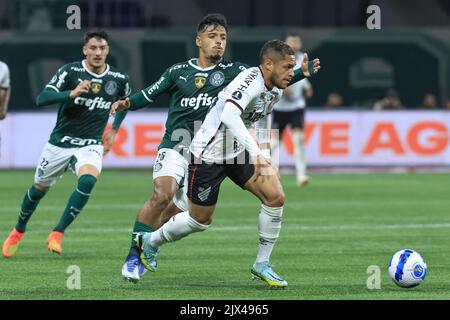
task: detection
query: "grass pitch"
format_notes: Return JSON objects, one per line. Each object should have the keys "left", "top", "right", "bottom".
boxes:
{"left": 0, "top": 170, "right": 449, "bottom": 300}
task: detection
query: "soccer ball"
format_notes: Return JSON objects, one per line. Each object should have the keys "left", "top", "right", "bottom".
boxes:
{"left": 388, "top": 249, "right": 427, "bottom": 288}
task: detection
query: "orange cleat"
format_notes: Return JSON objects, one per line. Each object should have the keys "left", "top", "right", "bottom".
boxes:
{"left": 46, "top": 231, "right": 63, "bottom": 255}
{"left": 2, "top": 228, "right": 24, "bottom": 258}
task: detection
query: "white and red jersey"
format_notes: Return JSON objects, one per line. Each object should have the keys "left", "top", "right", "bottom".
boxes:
{"left": 190, "top": 67, "right": 282, "bottom": 162}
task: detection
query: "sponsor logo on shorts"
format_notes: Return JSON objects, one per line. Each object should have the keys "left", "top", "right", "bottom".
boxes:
{"left": 197, "top": 186, "right": 211, "bottom": 202}
{"left": 154, "top": 162, "right": 163, "bottom": 172}
{"left": 89, "top": 148, "right": 102, "bottom": 157}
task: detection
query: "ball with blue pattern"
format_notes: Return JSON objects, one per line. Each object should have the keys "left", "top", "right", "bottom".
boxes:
{"left": 388, "top": 249, "right": 427, "bottom": 288}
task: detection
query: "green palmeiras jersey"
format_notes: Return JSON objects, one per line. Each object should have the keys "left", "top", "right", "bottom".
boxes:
{"left": 44, "top": 60, "right": 131, "bottom": 148}
{"left": 114, "top": 58, "right": 248, "bottom": 153}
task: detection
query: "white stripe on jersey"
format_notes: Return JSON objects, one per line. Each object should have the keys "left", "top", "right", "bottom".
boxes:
{"left": 141, "top": 89, "right": 153, "bottom": 103}
{"left": 190, "top": 67, "right": 282, "bottom": 162}
{"left": 45, "top": 84, "right": 60, "bottom": 92}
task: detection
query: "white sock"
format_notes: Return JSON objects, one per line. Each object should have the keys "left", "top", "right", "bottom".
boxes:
{"left": 149, "top": 210, "right": 209, "bottom": 248}
{"left": 292, "top": 130, "right": 306, "bottom": 180}
{"left": 255, "top": 204, "right": 283, "bottom": 264}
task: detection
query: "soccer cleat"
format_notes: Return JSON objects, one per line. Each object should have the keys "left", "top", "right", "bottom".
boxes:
{"left": 46, "top": 231, "right": 63, "bottom": 255}
{"left": 121, "top": 255, "right": 148, "bottom": 283}
{"left": 2, "top": 228, "right": 24, "bottom": 258}
{"left": 297, "top": 175, "right": 310, "bottom": 187}
{"left": 251, "top": 261, "right": 288, "bottom": 289}
{"left": 135, "top": 232, "right": 159, "bottom": 272}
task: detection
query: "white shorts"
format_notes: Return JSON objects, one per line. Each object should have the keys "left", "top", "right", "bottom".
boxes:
{"left": 34, "top": 143, "right": 103, "bottom": 187}
{"left": 153, "top": 148, "right": 188, "bottom": 211}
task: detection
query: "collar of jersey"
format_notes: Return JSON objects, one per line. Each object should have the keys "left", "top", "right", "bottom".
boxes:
{"left": 82, "top": 60, "right": 110, "bottom": 78}
{"left": 188, "top": 58, "right": 219, "bottom": 71}
{"left": 257, "top": 66, "right": 273, "bottom": 91}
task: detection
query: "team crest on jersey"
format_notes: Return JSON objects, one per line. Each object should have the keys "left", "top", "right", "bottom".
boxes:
{"left": 195, "top": 77, "right": 206, "bottom": 89}
{"left": 105, "top": 81, "right": 118, "bottom": 95}
{"left": 209, "top": 71, "right": 225, "bottom": 87}
{"left": 91, "top": 83, "right": 102, "bottom": 94}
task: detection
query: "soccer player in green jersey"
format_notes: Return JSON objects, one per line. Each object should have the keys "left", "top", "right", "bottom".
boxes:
{"left": 108, "top": 14, "right": 248, "bottom": 282}
{"left": 2, "top": 30, "right": 131, "bottom": 258}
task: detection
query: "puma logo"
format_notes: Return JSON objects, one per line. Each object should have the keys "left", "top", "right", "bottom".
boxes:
{"left": 179, "top": 76, "right": 188, "bottom": 82}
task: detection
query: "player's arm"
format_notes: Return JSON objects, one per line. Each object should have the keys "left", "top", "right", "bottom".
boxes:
{"left": 304, "top": 79, "right": 313, "bottom": 98}
{"left": 110, "top": 69, "right": 174, "bottom": 116}
{"left": 221, "top": 102, "right": 271, "bottom": 182}
{"left": 36, "top": 65, "right": 90, "bottom": 107}
{"left": 221, "top": 101, "right": 262, "bottom": 157}
{"left": 36, "top": 80, "right": 90, "bottom": 107}
{"left": 104, "top": 76, "right": 132, "bottom": 155}
{"left": 288, "top": 53, "right": 321, "bottom": 86}
{"left": 255, "top": 115, "right": 271, "bottom": 162}
{"left": 0, "top": 64, "right": 11, "bottom": 120}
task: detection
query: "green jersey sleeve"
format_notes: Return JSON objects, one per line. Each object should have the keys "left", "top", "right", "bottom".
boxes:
{"left": 112, "top": 68, "right": 174, "bottom": 130}
{"left": 118, "top": 75, "right": 132, "bottom": 99}
{"left": 36, "top": 87, "right": 71, "bottom": 107}
{"left": 36, "top": 64, "right": 73, "bottom": 107}
{"left": 45, "top": 64, "right": 72, "bottom": 92}
{"left": 288, "top": 61, "right": 316, "bottom": 86}
{"left": 129, "top": 68, "right": 174, "bottom": 111}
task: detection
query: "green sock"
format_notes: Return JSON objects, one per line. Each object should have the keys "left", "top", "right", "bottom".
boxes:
{"left": 128, "top": 221, "right": 154, "bottom": 258}
{"left": 15, "top": 186, "right": 47, "bottom": 233}
{"left": 53, "top": 175, "right": 97, "bottom": 233}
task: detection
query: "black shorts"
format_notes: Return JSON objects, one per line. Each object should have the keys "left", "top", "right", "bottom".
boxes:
{"left": 272, "top": 109, "right": 305, "bottom": 134}
{"left": 188, "top": 151, "right": 255, "bottom": 206}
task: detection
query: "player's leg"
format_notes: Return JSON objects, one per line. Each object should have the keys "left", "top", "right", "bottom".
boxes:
{"left": 122, "top": 149, "right": 186, "bottom": 281}
{"left": 2, "top": 143, "right": 71, "bottom": 258}
{"left": 229, "top": 156, "right": 287, "bottom": 288}
{"left": 48, "top": 144, "right": 102, "bottom": 255}
{"left": 159, "top": 174, "right": 189, "bottom": 226}
{"left": 291, "top": 109, "right": 308, "bottom": 187}
{"left": 121, "top": 176, "right": 178, "bottom": 280}
{"left": 136, "top": 162, "right": 225, "bottom": 271}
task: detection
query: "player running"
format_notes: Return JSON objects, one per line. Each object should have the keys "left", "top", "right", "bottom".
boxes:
{"left": 272, "top": 33, "right": 313, "bottom": 187}
{"left": 134, "top": 40, "right": 320, "bottom": 288}
{"left": 108, "top": 14, "right": 248, "bottom": 282}
{"left": 2, "top": 30, "right": 130, "bottom": 258}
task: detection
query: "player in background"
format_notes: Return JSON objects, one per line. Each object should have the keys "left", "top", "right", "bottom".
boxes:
{"left": 0, "top": 60, "right": 11, "bottom": 159}
{"left": 133, "top": 40, "right": 320, "bottom": 288}
{"left": 0, "top": 61, "right": 10, "bottom": 121}
{"left": 108, "top": 14, "right": 248, "bottom": 282}
{"left": 272, "top": 34, "right": 313, "bottom": 187}
{"left": 2, "top": 30, "right": 130, "bottom": 258}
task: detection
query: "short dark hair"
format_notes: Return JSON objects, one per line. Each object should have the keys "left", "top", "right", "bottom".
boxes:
{"left": 84, "top": 29, "right": 108, "bottom": 44}
{"left": 197, "top": 13, "right": 228, "bottom": 34}
{"left": 259, "top": 39, "right": 295, "bottom": 64}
